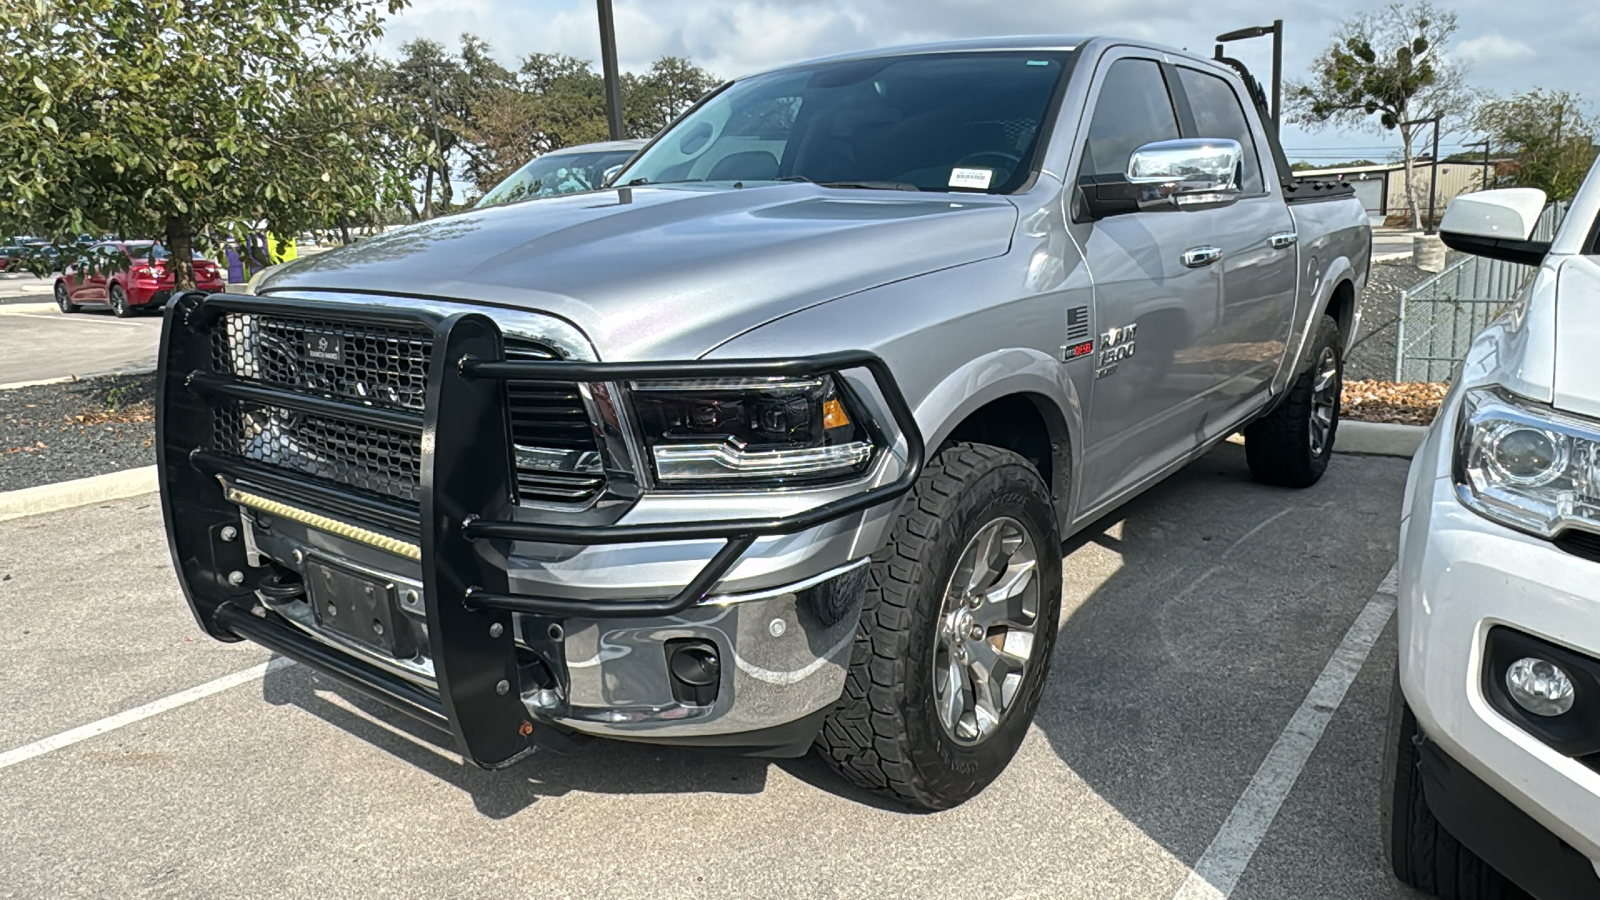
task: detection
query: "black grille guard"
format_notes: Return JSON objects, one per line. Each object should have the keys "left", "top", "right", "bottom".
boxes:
{"left": 157, "top": 291, "right": 924, "bottom": 768}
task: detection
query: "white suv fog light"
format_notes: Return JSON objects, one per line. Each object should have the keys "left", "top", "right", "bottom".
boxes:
{"left": 1506, "top": 657, "right": 1577, "bottom": 717}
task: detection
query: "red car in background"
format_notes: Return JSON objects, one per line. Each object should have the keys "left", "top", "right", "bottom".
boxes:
{"left": 54, "top": 241, "right": 224, "bottom": 317}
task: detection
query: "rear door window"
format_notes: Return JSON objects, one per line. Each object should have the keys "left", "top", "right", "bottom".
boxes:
{"left": 1081, "top": 59, "right": 1180, "bottom": 178}
{"left": 1175, "top": 67, "right": 1264, "bottom": 194}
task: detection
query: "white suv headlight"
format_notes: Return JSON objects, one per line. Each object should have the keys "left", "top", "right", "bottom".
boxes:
{"left": 1454, "top": 387, "right": 1600, "bottom": 537}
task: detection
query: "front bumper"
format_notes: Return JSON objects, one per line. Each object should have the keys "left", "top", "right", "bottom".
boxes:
{"left": 156, "top": 291, "right": 922, "bottom": 768}
{"left": 1398, "top": 400, "right": 1600, "bottom": 875}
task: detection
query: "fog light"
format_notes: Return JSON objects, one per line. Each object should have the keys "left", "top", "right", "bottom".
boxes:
{"left": 1506, "top": 657, "right": 1576, "bottom": 717}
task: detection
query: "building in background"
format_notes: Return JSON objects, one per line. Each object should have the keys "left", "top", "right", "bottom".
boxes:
{"left": 1294, "top": 158, "right": 1508, "bottom": 228}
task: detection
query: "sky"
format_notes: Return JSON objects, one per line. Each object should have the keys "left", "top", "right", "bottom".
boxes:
{"left": 374, "top": 0, "right": 1599, "bottom": 166}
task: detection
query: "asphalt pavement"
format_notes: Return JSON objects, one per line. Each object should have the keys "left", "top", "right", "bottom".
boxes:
{"left": 0, "top": 305, "right": 162, "bottom": 386}
{"left": 0, "top": 445, "right": 1418, "bottom": 899}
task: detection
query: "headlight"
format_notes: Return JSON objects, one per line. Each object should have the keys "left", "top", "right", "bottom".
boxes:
{"left": 1454, "top": 387, "right": 1600, "bottom": 537}
{"left": 629, "top": 374, "right": 874, "bottom": 487}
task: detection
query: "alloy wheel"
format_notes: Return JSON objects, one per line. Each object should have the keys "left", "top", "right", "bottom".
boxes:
{"left": 1309, "top": 346, "right": 1340, "bottom": 456}
{"left": 932, "top": 516, "right": 1042, "bottom": 745}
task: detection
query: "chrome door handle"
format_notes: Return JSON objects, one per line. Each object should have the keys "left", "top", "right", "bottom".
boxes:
{"left": 1182, "top": 246, "right": 1223, "bottom": 268}
{"left": 1268, "top": 232, "right": 1298, "bottom": 250}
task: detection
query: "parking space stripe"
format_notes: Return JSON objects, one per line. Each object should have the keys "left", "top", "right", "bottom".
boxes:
{"left": 0, "top": 658, "right": 292, "bottom": 772}
{"left": 1170, "top": 565, "right": 1399, "bottom": 900}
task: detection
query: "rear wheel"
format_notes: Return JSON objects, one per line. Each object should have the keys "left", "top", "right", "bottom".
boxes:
{"left": 1245, "top": 314, "right": 1342, "bottom": 488}
{"left": 54, "top": 281, "right": 78, "bottom": 314}
{"left": 1383, "top": 675, "right": 1525, "bottom": 899}
{"left": 109, "top": 283, "right": 134, "bottom": 318}
{"left": 814, "top": 443, "right": 1063, "bottom": 809}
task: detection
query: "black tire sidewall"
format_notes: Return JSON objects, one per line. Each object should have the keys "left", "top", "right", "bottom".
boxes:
{"left": 55, "top": 283, "right": 73, "bottom": 313}
{"left": 110, "top": 284, "right": 130, "bottom": 317}
{"left": 895, "top": 458, "right": 1062, "bottom": 803}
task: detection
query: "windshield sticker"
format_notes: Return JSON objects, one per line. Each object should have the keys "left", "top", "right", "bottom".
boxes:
{"left": 949, "top": 167, "right": 994, "bottom": 190}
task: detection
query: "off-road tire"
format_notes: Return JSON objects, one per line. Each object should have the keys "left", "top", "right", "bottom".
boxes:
{"left": 1245, "top": 314, "right": 1342, "bottom": 487}
{"left": 109, "top": 283, "right": 134, "bottom": 318}
{"left": 814, "top": 442, "right": 1063, "bottom": 810}
{"left": 54, "top": 281, "right": 78, "bottom": 313}
{"left": 1383, "top": 674, "right": 1525, "bottom": 899}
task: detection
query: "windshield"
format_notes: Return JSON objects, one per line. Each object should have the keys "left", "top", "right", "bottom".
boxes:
{"left": 476, "top": 149, "right": 640, "bottom": 208}
{"left": 616, "top": 51, "right": 1071, "bottom": 194}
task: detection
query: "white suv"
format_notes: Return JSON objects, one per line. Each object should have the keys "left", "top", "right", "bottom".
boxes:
{"left": 1388, "top": 159, "right": 1600, "bottom": 900}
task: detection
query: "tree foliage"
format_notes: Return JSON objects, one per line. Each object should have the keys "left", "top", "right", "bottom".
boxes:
{"left": 1288, "top": 1, "right": 1473, "bottom": 227}
{"left": 1476, "top": 89, "right": 1599, "bottom": 202}
{"left": 0, "top": 0, "right": 417, "bottom": 287}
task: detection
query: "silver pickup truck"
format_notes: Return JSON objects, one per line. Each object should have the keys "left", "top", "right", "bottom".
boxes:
{"left": 156, "top": 35, "right": 1369, "bottom": 810}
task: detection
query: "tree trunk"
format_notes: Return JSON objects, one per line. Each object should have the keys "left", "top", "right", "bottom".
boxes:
{"left": 422, "top": 167, "right": 435, "bottom": 219}
{"left": 438, "top": 162, "right": 454, "bottom": 213}
{"left": 1400, "top": 128, "right": 1421, "bottom": 231}
{"left": 165, "top": 214, "right": 197, "bottom": 292}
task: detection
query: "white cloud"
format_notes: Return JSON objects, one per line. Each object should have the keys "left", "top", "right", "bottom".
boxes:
{"left": 1457, "top": 33, "right": 1537, "bottom": 67}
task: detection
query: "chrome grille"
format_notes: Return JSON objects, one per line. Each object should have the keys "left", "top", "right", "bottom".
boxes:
{"left": 207, "top": 313, "right": 604, "bottom": 509}
{"left": 505, "top": 341, "right": 605, "bottom": 504}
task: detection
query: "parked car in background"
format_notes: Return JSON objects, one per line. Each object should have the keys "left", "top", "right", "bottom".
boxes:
{"left": 157, "top": 37, "right": 1367, "bottom": 810}
{"left": 24, "top": 241, "right": 64, "bottom": 272}
{"left": 1387, "top": 160, "right": 1600, "bottom": 899}
{"left": 474, "top": 139, "right": 646, "bottom": 208}
{"left": 55, "top": 241, "right": 224, "bottom": 316}
{"left": 0, "top": 245, "right": 22, "bottom": 270}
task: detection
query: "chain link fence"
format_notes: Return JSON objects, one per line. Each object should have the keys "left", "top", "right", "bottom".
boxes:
{"left": 1392, "top": 203, "right": 1567, "bottom": 382}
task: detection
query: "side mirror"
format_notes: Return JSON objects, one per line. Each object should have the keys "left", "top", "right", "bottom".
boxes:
{"left": 1439, "top": 188, "right": 1552, "bottom": 266}
{"left": 1127, "top": 139, "right": 1243, "bottom": 211}
{"left": 1077, "top": 139, "right": 1243, "bottom": 220}
{"left": 601, "top": 164, "right": 625, "bottom": 187}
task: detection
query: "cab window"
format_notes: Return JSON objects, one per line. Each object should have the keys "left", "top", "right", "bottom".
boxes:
{"left": 1081, "top": 59, "right": 1180, "bottom": 178}
{"left": 1176, "top": 67, "right": 1265, "bottom": 194}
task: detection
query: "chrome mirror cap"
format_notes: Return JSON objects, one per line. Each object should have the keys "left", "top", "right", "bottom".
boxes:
{"left": 1126, "top": 139, "right": 1244, "bottom": 211}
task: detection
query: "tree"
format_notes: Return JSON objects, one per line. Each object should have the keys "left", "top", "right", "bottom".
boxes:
{"left": 463, "top": 50, "right": 719, "bottom": 195}
{"left": 1288, "top": 1, "right": 1473, "bottom": 228}
{"left": 1477, "top": 89, "right": 1599, "bottom": 202}
{"left": 0, "top": 0, "right": 414, "bottom": 289}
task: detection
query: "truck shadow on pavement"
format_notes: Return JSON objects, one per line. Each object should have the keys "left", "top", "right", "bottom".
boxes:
{"left": 259, "top": 661, "right": 771, "bottom": 819}
{"left": 258, "top": 443, "right": 1408, "bottom": 844}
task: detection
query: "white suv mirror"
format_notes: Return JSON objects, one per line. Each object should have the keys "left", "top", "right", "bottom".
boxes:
{"left": 1439, "top": 188, "right": 1552, "bottom": 266}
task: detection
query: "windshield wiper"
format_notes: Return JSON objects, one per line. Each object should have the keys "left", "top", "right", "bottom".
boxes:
{"left": 821, "top": 180, "right": 922, "bottom": 192}
{"left": 778, "top": 176, "right": 921, "bottom": 192}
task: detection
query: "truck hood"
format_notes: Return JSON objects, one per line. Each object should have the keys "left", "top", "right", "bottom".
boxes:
{"left": 262, "top": 184, "right": 1018, "bottom": 359}
{"left": 1553, "top": 255, "right": 1600, "bottom": 420}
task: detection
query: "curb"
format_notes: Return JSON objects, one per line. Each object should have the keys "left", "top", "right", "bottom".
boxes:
{"left": 0, "top": 466, "right": 158, "bottom": 523}
{"left": 1335, "top": 420, "right": 1428, "bottom": 459}
{"left": 0, "top": 365, "right": 158, "bottom": 391}
{"left": 0, "top": 302, "right": 60, "bottom": 316}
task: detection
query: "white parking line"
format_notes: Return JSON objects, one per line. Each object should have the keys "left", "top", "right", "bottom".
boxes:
{"left": 1170, "top": 565, "right": 1399, "bottom": 900}
{"left": 0, "top": 658, "right": 292, "bottom": 772}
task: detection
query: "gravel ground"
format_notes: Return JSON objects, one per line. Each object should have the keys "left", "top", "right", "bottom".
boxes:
{"left": 0, "top": 373, "right": 155, "bottom": 491}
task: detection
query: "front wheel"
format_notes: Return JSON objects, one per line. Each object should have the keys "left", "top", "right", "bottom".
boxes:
{"left": 814, "top": 442, "right": 1063, "bottom": 809}
{"left": 1244, "top": 314, "right": 1342, "bottom": 488}
{"left": 55, "top": 282, "right": 78, "bottom": 313}
{"left": 1383, "top": 675, "right": 1524, "bottom": 898}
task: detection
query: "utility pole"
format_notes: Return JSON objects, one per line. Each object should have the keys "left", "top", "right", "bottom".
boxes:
{"left": 597, "top": 0, "right": 625, "bottom": 141}
{"left": 1400, "top": 115, "right": 1443, "bottom": 233}
{"left": 1463, "top": 139, "right": 1491, "bottom": 191}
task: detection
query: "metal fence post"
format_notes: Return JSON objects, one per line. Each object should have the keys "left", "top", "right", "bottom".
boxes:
{"left": 1394, "top": 287, "right": 1409, "bottom": 382}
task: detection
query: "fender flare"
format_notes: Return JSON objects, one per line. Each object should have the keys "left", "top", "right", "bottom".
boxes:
{"left": 910, "top": 347, "right": 1083, "bottom": 522}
